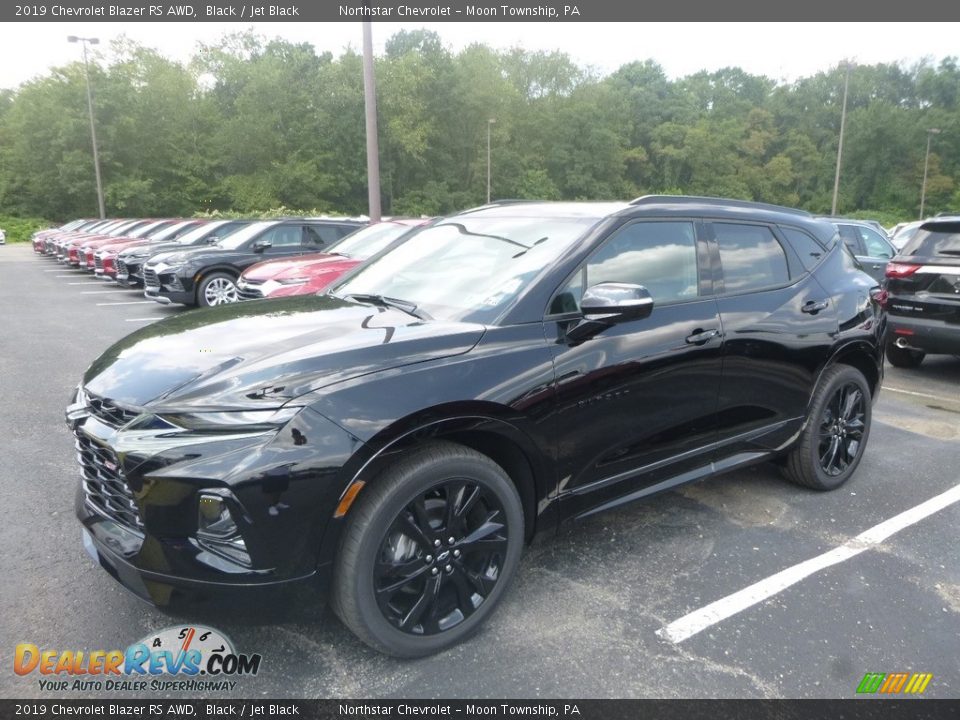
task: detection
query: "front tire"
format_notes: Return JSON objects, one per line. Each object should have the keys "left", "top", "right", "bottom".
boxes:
{"left": 197, "top": 272, "right": 239, "bottom": 307}
{"left": 885, "top": 340, "right": 925, "bottom": 368}
{"left": 331, "top": 441, "right": 524, "bottom": 657}
{"left": 782, "top": 365, "right": 872, "bottom": 491}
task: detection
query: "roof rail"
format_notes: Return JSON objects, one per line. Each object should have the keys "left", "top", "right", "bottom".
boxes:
{"left": 629, "top": 194, "right": 811, "bottom": 217}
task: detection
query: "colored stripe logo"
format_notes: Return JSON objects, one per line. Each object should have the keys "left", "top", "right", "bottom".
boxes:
{"left": 857, "top": 672, "right": 933, "bottom": 694}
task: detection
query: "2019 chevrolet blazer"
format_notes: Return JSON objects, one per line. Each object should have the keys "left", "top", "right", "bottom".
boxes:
{"left": 67, "top": 197, "right": 883, "bottom": 657}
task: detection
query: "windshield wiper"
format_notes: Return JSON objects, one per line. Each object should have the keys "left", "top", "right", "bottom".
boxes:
{"left": 341, "top": 293, "right": 432, "bottom": 321}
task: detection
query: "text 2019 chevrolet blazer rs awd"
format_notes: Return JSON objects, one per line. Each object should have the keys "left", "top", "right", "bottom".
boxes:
{"left": 67, "top": 197, "right": 883, "bottom": 657}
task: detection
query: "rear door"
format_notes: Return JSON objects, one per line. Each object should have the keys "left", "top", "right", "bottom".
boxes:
{"left": 710, "top": 221, "right": 838, "bottom": 455}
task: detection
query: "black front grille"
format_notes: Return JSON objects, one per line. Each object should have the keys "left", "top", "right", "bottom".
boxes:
{"left": 75, "top": 431, "right": 144, "bottom": 532}
{"left": 116, "top": 259, "right": 128, "bottom": 276}
{"left": 143, "top": 267, "right": 160, "bottom": 288}
{"left": 87, "top": 394, "right": 140, "bottom": 427}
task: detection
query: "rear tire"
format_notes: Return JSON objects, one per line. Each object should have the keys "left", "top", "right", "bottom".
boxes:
{"left": 782, "top": 365, "right": 871, "bottom": 491}
{"left": 331, "top": 441, "right": 524, "bottom": 657}
{"left": 885, "top": 340, "right": 925, "bottom": 368}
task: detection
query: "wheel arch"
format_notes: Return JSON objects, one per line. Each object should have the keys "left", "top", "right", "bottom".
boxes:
{"left": 316, "top": 407, "right": 554, "bottom": 572}
{"left": 820, "top": 339, "right": 882, "bottom": 399}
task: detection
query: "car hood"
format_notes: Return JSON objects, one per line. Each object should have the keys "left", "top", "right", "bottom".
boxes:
{"left": 243, "top": 252, "right": 340, "bottom": 280}
{"left": 146, "top": 246, "right": 249, "bottom": 267}
{"left": 82, "top": 294, "right": 485, "bottom": 411}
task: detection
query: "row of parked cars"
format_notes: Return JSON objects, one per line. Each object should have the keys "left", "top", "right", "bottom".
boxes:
{"left": 34, "top": 196, "right": 960, "bottom": 659}
{"left": 32, "top": 215, "right": 430, "bottom": 307}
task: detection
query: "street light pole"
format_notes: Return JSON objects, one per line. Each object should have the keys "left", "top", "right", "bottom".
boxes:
{"left": 361, "top": 21, "right": 381, "bottom": 223}
{"left": 68, "top": 35, "right": 105, "bottom": 219}
{"left": 831, "top": 61, "right": 851, "bottom": 216}
{"left": 919, "top": 127, "right": 941, "bottom": 219}
{"left": 486, "top": 118, "right": 496, "bottom": 204}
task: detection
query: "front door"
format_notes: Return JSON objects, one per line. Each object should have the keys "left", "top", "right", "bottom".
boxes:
{"left": 548, "top": 219, "right": 724, "bottom": 519}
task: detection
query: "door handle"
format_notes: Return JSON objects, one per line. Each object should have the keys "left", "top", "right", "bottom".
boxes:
{"left": 802, "top": 299, "right": 830, "bottom": 314}
{"left": 685, "top": 328, "right": 720, "bottom": 345}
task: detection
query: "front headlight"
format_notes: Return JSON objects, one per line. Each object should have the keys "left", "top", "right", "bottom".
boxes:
{"left": 152, "top": 261, "right": 183, "bottom": 274}
{"left": 159, "top": 406, "right": 302, "bottom": 432}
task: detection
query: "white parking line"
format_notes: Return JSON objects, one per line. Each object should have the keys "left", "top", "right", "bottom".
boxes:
{"left": 883, "top": 386, "right": 942, "bottom": 401}
{"left": 96, "top": 301, "right": 155, "bottom": 306}
{"left": 656, "top": 482, "right": 960, "bottom": 644}
{"left": 55, "top": 275, "right": 85, "bottom": 278}
{"left": 67, "top": 281, "right": 104, "bottom": 285}
{"left": 81, "top": 290, "right": 128, "bottom": 294}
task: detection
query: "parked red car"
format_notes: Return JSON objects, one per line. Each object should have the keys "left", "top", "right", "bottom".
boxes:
{"left": 63, "top": 220, "right": 157, "bottom": 266}
{"left": 236, "top": 218, "right": 429, "bottom": 300}
{"left": 90, "top": 220, "right": 207, "bottom": 277}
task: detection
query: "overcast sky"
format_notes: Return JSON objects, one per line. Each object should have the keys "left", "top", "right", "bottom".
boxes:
{"left": 1, "top": 22, "right": 958, "bottom": 90}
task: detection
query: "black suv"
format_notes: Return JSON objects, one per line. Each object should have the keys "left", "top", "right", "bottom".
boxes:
{"left": 116, "top": 219, "right": 256, "bottom": 288}
{"left": 143, "top": 218, "right": 366, "bottom": 307}
{"left": 67, "top": 197, "right": 882, "bottom": 657}
{"left": 883, "top": 219, "right": 960, "bottom": 367}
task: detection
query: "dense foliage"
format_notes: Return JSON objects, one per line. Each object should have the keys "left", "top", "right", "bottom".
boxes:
{"left": 0, "top": 30, "right": 957, "bottom": 224}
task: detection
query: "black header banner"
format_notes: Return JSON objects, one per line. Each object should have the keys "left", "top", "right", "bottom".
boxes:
{"left": 5, "top": 0, "right": 960, "bottom": 22}
{"left": 2, "top": 699, "right": 960, "bottom": 720}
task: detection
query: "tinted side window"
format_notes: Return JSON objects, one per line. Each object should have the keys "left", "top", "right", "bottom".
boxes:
{"left": 713, "top": 223, "right": 790, "bottom": 294}
{"left": 311, "top": 224, "right": 349, "bottom": 246}
{"left": 303, "top": 226, "right": 328, "bottom": 247}
{"left": 550, "top": 221, "right": 698, "bottom": 313}
{"left": 260, "top": 225, "right": 302, "bottom": 248}
{"left": 780, "top": 227, "right": 825, "bottom": 271}
{"left": 859, "top": 227, "right": 893, "bottom": 258}
{"left": 837, "top": 224, "right": 863, "bottom": 255}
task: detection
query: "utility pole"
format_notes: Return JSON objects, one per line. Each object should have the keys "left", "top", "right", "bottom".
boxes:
{"left": 68, "top": 35, "right": 105, "bottom": 219}
{"left": 361, "top": 22, "right": 381, "bottom": 222}
{"left": 919, "top": 128, "right": 941, "bottom": 219}
{"left": 831, "top": 60, "right": 851, "bottom": 217}
{"left": 486, "top": 118, "right": 496, "bottom": 203}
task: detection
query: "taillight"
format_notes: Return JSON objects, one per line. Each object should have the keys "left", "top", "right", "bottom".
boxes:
{"left": 869, "top": 287, "right": 888, "bottom": 308}
{"left": 885, "top": 262, "right": 920, "bottom": 279}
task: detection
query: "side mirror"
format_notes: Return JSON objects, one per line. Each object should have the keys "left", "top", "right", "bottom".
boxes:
{"left": 566, "top": 283, "right": 654, "bottom": 343}
{"left": 205, "top": 236, "right": 220, "bottom": 244}
{"left": 252, "top": 239, "right": 273, "bottom": 252}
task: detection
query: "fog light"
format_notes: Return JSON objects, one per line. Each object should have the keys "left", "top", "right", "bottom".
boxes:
{"left": 198, "top": 494, "right": 236, "bottom": 538}
{"left": 197, "top": 494, "right": 252, "bottom": 566}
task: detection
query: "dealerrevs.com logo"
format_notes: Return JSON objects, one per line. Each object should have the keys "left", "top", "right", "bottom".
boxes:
{"left": 14, "top": 626, "right": 262, "bottom": 693}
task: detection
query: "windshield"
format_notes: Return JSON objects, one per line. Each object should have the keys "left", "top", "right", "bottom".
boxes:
{"left": 172, "top": 220, "right": 228, "bottom": 245}
{"left": 217, "top": 220, "right": 278, "bottom": 250}
{"left": 332, "top": 215, "right": 600, "bottom": 324}
{"left": 129, "top": 221, "right": 170, "bottom": 238}
{"left": 331, "top": 222, "right": 420, "bottom": 259}
{"left": 902, "top": 222, "right": 960, "bottom": 257}
{"left": 148, "top": 220, "right": 200, "bottom": 242}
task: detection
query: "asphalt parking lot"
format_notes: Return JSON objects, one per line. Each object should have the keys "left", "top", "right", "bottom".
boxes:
{"left": 2, "top": 242, "right": 958, "bottom": 699}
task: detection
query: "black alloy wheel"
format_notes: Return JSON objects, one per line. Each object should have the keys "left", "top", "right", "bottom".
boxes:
{"left": 817, "top": 382, "right": 866, "bottom": 477}
{"left": 374, "top": 480, "right": 508, "bottom": 636}
{"left": 781, "top": 364, "right": 872, "bottom": 491}
{"left": 332, "top": 441, "right": 523, "bottom": 657}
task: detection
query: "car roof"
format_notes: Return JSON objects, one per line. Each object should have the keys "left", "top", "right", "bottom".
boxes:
{"left": 459, "top": 201, "right": 631, "bottom": 219}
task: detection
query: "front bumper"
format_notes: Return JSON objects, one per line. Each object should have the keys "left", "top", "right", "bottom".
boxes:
{"left": 888, "top": 315, "right": 960, "bottom": 355}
{"left": 69, "top": 404, "right": 359, "bottom": 606}
{"left": 143, "top": 268, "right": 194, "bottom": 305}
